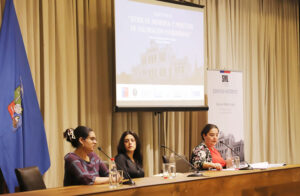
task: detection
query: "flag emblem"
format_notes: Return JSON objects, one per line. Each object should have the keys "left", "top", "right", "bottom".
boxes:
{"left": 7, "top": 85, "right": 23, "bottom": 130}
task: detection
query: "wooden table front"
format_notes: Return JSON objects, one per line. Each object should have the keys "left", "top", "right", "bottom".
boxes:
{"left": 5, "top": 165, "right": 300, "bottom": 196}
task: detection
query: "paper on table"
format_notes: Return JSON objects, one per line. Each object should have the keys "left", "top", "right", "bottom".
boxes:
{"left": 222, "top": 168, "right": 236, "bottom": 171}
{"left": 153, "top": 173, "right": 186, "bottom": 177}
{"left": 267, "top": 163, "right": 286, "bottom": 168}
{"left": 250, "top": 162, "right": 269, "bottom": 169}
{"left": 250, "top": 162, "right": 286, "bottom": 169}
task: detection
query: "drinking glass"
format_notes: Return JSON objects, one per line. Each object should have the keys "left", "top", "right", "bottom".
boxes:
{"left": 109, "top": 170, "right": 118, "bottom": 188}
{"left": 168, "top": 163, "right": 176, "bottom": 179}
{"left": 162, "top": 163, "right": 170, "bottom": 179}
{"left": 162, "top": 163, "right": 176, "bottom": 179}
{"left": 234, "top": 156, "right": 240, "bottom": 169}
{"left": 226, "top": 159, "right": 234, "bottom": 169}
{"left": 117, "top": 170, "right": 123, "bottom": 186}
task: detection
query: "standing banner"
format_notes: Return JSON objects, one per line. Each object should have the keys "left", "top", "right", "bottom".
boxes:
{"left": 207, "top": 70, "right": 244, "bottom": 161}
{"left": 0, "top": 0, "right": 50, "bottom": 192}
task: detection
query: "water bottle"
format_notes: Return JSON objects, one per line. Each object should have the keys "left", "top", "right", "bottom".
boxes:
{"left": 169, "top": 153, "right": 176, "bottom": 178}
{"left": 109, "top": 158, "right": 118, "bottom": 188}
{"left": 226, "top": 149, "right": 233, "bottom": 169}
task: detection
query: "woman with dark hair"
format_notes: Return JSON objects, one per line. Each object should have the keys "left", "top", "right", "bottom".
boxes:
{"left": 191, "top": 124, "right": 232, "bottom": 170}
{"left": 63, "top": 126, "right": 109, "bottom": 186}
{"left": 115, "top": 131, "right": 144, "bottom": 179}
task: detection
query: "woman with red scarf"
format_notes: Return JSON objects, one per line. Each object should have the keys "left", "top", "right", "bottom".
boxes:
{"left": 191, "top": 124, "right": 232, "bottom": 170}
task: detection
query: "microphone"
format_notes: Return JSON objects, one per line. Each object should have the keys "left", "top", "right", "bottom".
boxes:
{"left": 97, "top": 147, "right": 135, "bottom": 185}
{"left": 219, "top": 141, "right": 253, "bottom": 170}
{"left": 160, "top": 145, "right": 204, "bottom": 177}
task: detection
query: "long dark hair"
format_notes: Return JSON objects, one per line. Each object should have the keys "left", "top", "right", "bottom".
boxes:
{"left": 117, "top": 130, "right": 143, "bottom": 165}
{"left": 201, "top": 124, "right": 219, "bottom": 140}
{"left": 63, "top": 126, "right": 93, "bottom": 148}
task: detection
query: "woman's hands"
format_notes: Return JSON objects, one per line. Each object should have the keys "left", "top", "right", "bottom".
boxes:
{"left": 204, "top": 162, "right": 223, "bottom": 170}
{"left": 94, "top": 177, "right": 109, "bottom": 185}
{"left": 212, "top": 163, "right": 223, "bottom": 170}
{"left": 208, "top": 158, "right": 233, "bottom": 170}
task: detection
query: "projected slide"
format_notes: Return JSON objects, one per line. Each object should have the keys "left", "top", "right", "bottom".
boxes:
{"left": 114, "top": 0, "right": 205, "bottom": 109}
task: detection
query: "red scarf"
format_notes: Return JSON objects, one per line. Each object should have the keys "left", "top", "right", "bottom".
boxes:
{"left": 209, "top": 147, "right": 226, "bottom": 167}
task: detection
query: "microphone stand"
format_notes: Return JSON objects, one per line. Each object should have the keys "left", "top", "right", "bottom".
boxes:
{"left": 97, "top": 147, "right": 136, "bottom": 185}
{"left": 161, "top": 145, "right": 204, "bottom": 177}
{"left": 219, "top": 141, "right": 253, "bottom": 170}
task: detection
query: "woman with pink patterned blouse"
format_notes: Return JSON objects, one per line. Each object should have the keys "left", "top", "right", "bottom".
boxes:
{"left": 191, "top": 124, "right": 232, "bottom": 170}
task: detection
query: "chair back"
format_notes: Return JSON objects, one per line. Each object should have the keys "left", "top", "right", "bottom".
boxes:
{"left": 175, "top": 158, "right": 192, "bottom": 173}
{"left": 15, "top": 166, "right": 46, "bottom": 192}
{"left": 162, "top": 155, "right": 192, "bottom": 173}
{"left": 162, "top": 155, "right": 168, "bottom": 163}
{"left": 0, "top": 168, "right": 9, "bottom": 193}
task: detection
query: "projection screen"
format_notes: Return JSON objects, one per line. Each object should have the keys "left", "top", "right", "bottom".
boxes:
{"left": 114, "top": 0, "right": 207, "bottom": 111}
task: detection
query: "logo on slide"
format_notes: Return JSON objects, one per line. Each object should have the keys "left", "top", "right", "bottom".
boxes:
{"left": 222, "top": 75, "right": 229, "bottom": 83}
{"left": 122, "top": 87, "right": 129, "bottom": 98}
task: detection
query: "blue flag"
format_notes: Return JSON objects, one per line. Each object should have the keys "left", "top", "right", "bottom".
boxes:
{"left": 0, "top": 0, "right": 50, "bottom": 193}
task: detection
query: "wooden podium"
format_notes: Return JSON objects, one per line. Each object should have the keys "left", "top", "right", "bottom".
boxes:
{"left": 4, "top": 165, "right": 300, "bottom": 196}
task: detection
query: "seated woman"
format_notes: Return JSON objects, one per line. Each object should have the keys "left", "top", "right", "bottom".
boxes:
{"left": 63, "top": 126, "right": 109, "bottom": 186}
{"left": 191, "top": 124, "right": 231, "bottom": 170}
{"left": 115, "top": 131, "right": 144, "bottom": 179}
